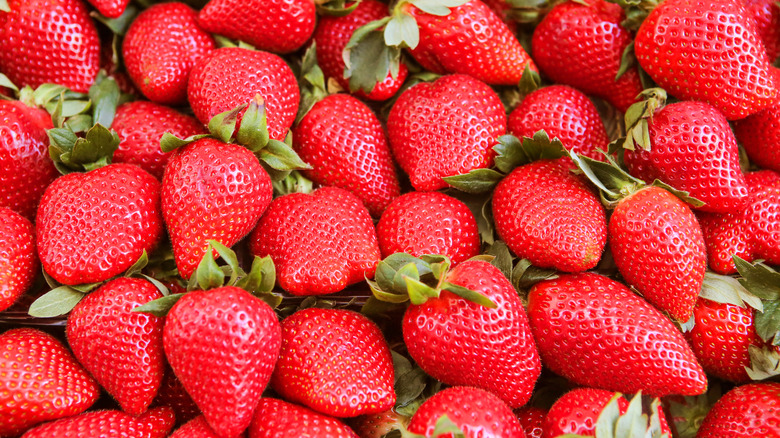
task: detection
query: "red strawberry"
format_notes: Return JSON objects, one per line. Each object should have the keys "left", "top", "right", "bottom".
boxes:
{"left": 744, "top": 0, "right": 780, "bottom": 61}
{"left": 387, "top": 74, "right": 506, "bottom": 191}
{"left": 249, "top": 186, "right": 381, "bottom": 295}
{"left": 0, "top": 0, "right": 99, "bottom": 93}
{"left": 349, "top": 409, "right": 409, "bottom": 438}
{"left": 543, "top": 388, "right": 628, "bottom": 438}
{"left": 85, "top": 0, "right": 130, "bottom": 18}
{"left": 376, "top": 191, "right": 480, "bottom": 265}
{"left": 249, "top": 398, "right": 359, "bottom": 438}
{"left": 169, "top": 416, "right": 224, "bottom": 438}
{"left": 36, "top": 163, "right": 163, "bottom": 285}
{"left": 187, "top": 47, "right": 299, "bottom": 140}
{"left": 111, "top": 101, "right": 207, "bottom": 181}
{"left": 0, "top": 207, "right": 37, "bottom": 312}
{"left": 531, "top": 0, "right": 642, "bottom": 112}
{"left": 66, "top": 277, "right": 165, "bottom": 415}
{"left": 20, "top": 406, "right": 176, "bottom": 438}
{"left": 293, "top": 93, "right": 400, "bottom": 217}
{"left": 697, "top": 382, "right": 780, "bottom": 438}
{"left": 270, "top": 308, "right": 395, "bottom": 417}
{"left": 123, "top": 2, "right": 215, "bottom": 106}
{"left": 527, "top": 272, "right": 707, "bottom": 396}
{"left": 0, "top": 328, "right": 99, "bottom": 437}
{"left": 514, "top": 406, "right": 546, "bottom": 438}
{"left": 634, "top": 0, "right": 780, "bottom": 120}
{"left": 406, "top": 386, "right": 525, "bottom": 437}
{"left": 162, "top": 138, "right": 272, "bottom": 279}
{"left": 508, "top": 85, "right": 610, "bottom": 162}
{"left": 734, "top": 103, "right": 780, "bottom": 173}
{"left": 0, "top": 100, "right": 58, "bottom": 221}
{"left": 163, "top": 286, "right": 281, "bottom": 438}
{"left": 152, "top": 366, "right": 201, "bottom": 426}
{"left": 492, "top": 159, "right": 607, "bottom": 273}
{"left": 198, "top": 0, "right": 315, "bottom": 54}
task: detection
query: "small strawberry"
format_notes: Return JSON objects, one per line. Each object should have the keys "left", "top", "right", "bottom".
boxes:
{"left": 249, "top": 398, "right": 360, "bottom": 438}
{"left": 697, "top": 382, "right": 780, "bottom": 438}
{"left": 20, "top": 406, "right": 176, "bottom": 438}
{"left": 123, "top": 2, "right": 216, "bottom": 106}
{"left": 734, "top": 103, "right": 780, "bottom": 173}
{"left": 744, "top": 0, "right": 780, "bottom": 61}
{"left": 543, "top": 388, "right": 628, "bottom": 438}
{"left": 0, "top": 328, "right": 99, "bottom": 437}
{"left": 169, "top": 416, "right": 223, "bottom": 438}
{"left": 0, "top": 207, "right": 37, "bottom": 312}
{"left": 85, "top": 0, "right": 130, "bottom": 18}
{"left": 387, "top": 74, "right": 506, "bottom": 191}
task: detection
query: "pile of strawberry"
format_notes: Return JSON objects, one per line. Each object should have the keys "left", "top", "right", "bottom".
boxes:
{"left": 1, "top": 0, "right": 780, "bottom": 436}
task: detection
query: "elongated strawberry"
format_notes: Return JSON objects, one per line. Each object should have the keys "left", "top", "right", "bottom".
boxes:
{"left": 635, "top": 0, "right": 780, "bottom": 120}
{"left": 0, "top": 328, "right": 99, "bottom": 437}
{"left": 20, "top": 406, "right": 176, "bottom": 438}
{"left": 734, "top": 103, "right": 780, "bottom": 173}
{"left": 123, "top": 2, "right": 216, "bottom": 106}
{"left": 249, "top": 398, "right": 359, "bottom": 438}
{"left": 697, "top": 382, "right": 780, "bottom": 437}
{"left": 0, "top": 207, "right": 36, "bottom": 312}
{"left": 527, "top": 272, "right": 707, "bottom": 396}
{"left": 387, "top": 74, "right": 506, "bottom": 191}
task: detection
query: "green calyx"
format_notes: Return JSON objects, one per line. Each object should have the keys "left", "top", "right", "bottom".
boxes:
{"left": 698, "top": 271, "right": 763, "bottom": 311}
{"left": 609, "top": 87, "right": 666, "bottom": 153}
{"left": 667, "top": 387, "right": 721, "bottom": 438}
{"left": 315, "top": 0, "right": 361, "bottom": 16}
{"left": 560, "top": 392, "right": 670, "bottom": 438}
{"left": 733, "top": 256, "right": 780, "bottom": 346}
{"left": 603, "top": 0, "right": 659, "bottom": 32}
{"left": 296, "top": 43, "right": 330, "bottom": 124}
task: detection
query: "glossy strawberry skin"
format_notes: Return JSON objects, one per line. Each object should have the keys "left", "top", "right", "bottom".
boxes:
{"left": 508, "top": 85, "right": 610, "bottom": 162}
{"left": 542, "top": 388, "right": 628, "bottom": 438}
{"left": 744, "top": 0, "right": 780, "bottom": 61}
{"left": 249, "top": 398, "right": 359, "bottom": 438}
{"left": 0, "top": 328, "right": 99, "bottom": 437}
{"left": 271, "top": 308, "right": 395, "bottom": 418}
{"left": 531, "top": 0, "right": 642, "bottom": 112}
{"left": 36, "top": 163, "right": 164, "bottom": 286}
{"left": 734, "top": 103, "right": 780, "bottom": 173}
{"left": 152, "top": 367, "right": 201, "bottom": 427}
{"left": 314, "top": 0, "right": 408, "bottom": 100}
{"left": 634, "top": 0, "right": 780, "bottom": 120}
{"left": 169, "top": 416, "right": 223, "bottom": 438}
{"left": 85, "top": 0, "right": 130, "bottom": 18}
{"left": 376, "top": 191, "right": 480, "bottom": 265}
{"left": 407, "top": 386, "right": 525, "bottom": 438}
{"left": 66, "top": 277, "right": 165, "bottom": 415}
{"left": 527, "top": 273, "right": 707, "bottom": 396}
{"left": 514, "top": 406, "right": 546, "bottom": 438}
{"left": 163, "top": 286, "right": 281, "bottom": 438}
{"left": 293, "top": 94, "right": 400, "bottom": 217}
{"left": 624, "top": 101, "right": 749, "bottom": 214}
{"left": 609, "top": 186, "right": 707, "bottom": 322}
{"left": 349, "top": 409, "right": 407, "bottom": 438}
{"left": 387, "top": 74, "right": 506, "bottom": 191}
{"left": 403, "top": 0, "right": 535, "bottom": 86}
{"left": 493, "top": 159, "right": 607, "bottom": 273}
{"left": 0, "top": 207, "right": 37, "bottom": 312}
{"left": 187, "top": 47, "right": 299, "bottom": 141}
{"left": 0, "top": 101, "right": 59, "bottom": 221}
{"left": 162, "top": 138, "right": 272, "bottom": 279}
{"left": 403, "top": 260, "right": 541, "bottom": 408}
{"left": 0, "top": 0, "right": 99, "bottom": 93}
{"left": 249, "top": 187, "right": 381, "bottom": 296}
{"left": 198, "top": 0, "right": 315, "bottom": 54}
{"left": 123, "top": 2, "right": 215, "bottom": 106}
{"left": 20, "top": 406, "right": 176, "bottom": 438}
{"left": 697, "top": 382, "right": 780, "bottom": 438}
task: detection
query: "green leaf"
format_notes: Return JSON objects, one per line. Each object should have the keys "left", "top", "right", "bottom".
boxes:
{"left": 616, "top": 41, "right": 636, "bottom": 81}
{"left": 344, "top": 18, "right": 400, "bottom": 93}
{"left": 208, "top": 104, "right": 246, "bottom": 143}
{"left": 755, "top": 299, "right": 780, "bottom": 344}
{"left": 69, "top": 124, "right": 120, "bottom": 171}
{"left": 48, "top": 127, "right": 80, "bottom": 152}
{"left": 296, "top": 43, "right": 329, "bottom": 124}
{"left": 699, "top": 271, "right": 763, "bottom": 311}
{"left": 316, "top": 0, "right": 361, "bottom": 16}
{"left": 442, "top": 168, "right": 504, "bottom": 193}
{"left": 493, "top": 134, "right": 525, "bottom": 174}
{"left": 208, "top": 240, "right": 242, "bottom": 285}
{"left": 44, "top": 99, "right": 91, "bottom": 120}
{"left": 430, "top": 415, "right": 466, "bottom": 436}
{"left": 734, "top": 256, "right": 780, "bottom": 301}
{"left": 139, "top": 274, "right": 170, "bottom": 297}
{"left": 132, "top": 293, "right": 186, "bottom": 317}
{"left": 517, "top": 64, "right": 541, "bottom": 95}
{"left": 406, "top": 276, "right": 440, "bottom": 305}
{"left": 375, "top": 260, "right": 401, "bottom": 292}
{"left": 28, "top": 287, "right": 86, "bottom": 317}
{"left": 65, "top": 114, "right": 94, "bottom": 133}
{"left": 395, "top": 262, "right": 421, "bottom": 291}
{"left": 259, "top": 139, "right": 311, "bottom": 171}
{"left": 593, "top": 394, "right": 621, "bottom": 438}
{"left": 441, "top": 282, "right": 496, "bottom": 308}
{"left": 367, "top": 278, "right": 411, "bottom": 303}
{"left": 0, "top": 73, "right": 18, "bottom": 91}
{"left": 236, "top": 95, "right": 270, "bottom": 152}
{"left": 485, "top": 241, "right": 513, "bottom": 280}
{"left": 33, "top": 84, "right": 72, "bottom": 107}
{"left": 70, "top": 281, "right": 102, "bottom": 293}
{"left": 745, "top": 345, "right": 780, "bottom": 381}
{"left": 159, "top": 133, "right": 210, "bottom": 153}
{"left": 521, "top": 130, "right": 567, "bottom": 160}
{"left": 254, "top": 292, "right": 284, "bottom": 309}
{"left": 394, "top": 367, "right": 428, "bottom": 408}
{"left": 650, "top": 180, "right": 706, "bottom": 208}
{"left": 195, "top": 246, "right": 225, "bottom": 290}
{"left": 392, "top": 350, "right": 413, "bottom": 380}
{"left": 385, "top": 12, "right": 420, "bottom": 48}
{"left": 238, "top": 255, "right": 276, "bottom": 295}
{"left": 89, "top": 4, "right": 139, "bottom": 35}
{"left": 124, "top": 250, "right": 149, "bottom": 278}
{"left": 511, "top": 259, "right": 558, "bottom": 292}
{"left": 410, "top": 0, "right": 468, "bottom": 15}
{"left": 88, "top": 74, "right": 121, "bottom": 128}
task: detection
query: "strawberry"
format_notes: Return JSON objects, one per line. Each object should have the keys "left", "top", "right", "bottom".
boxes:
{"left": 531, "top": 0, "right": 642, "bottom": 112}
{"left": 20, "top": 406, "right": 176, "bottom": 438}
{"left": 270, "top": 308, "right": 395, "bottom": 417}
{"left": 508, "top": 85, "right": 610, "bottom": 162}
{"left": 492, "top": 159, "right": 607, "bottom": 273}
{"left": 349, "top": 409, "right": 409, "bottom": 438}
{"left": 249, "top": 398, "right": 360, "bottom": 438}
{"left": 249, "top": 186, "right": 381, "bottom": 295}
{"left": 169, "top": 416, "right": 224, "bottom": 438}
{"left": 406, "top": 386, "right": 525, "bottom": 437}
{"left": 514, "top": 406, "right": 546, "bottom": 438}
{"left": 123, "top": 2, "right": 216, "bottom": 106}
{"left": 0, "top": 328, "right": 99, "bottom": 437}
{"left": 111, "top": 101, "right": 207, "bottom": 181}
{"left": 744, "top": 0, "right": 780, "bottom": 61}
{"left": 198, "top": 0, "right": 315, "bottom": 54}
{"left": 85, "top": 0, "right": 130, "bottom": 18}
{"left": 376, "top": 191, "right": 480, "bottom": 265}
{"left": 697, "top": 382, "right": 780, "bottom": 437}
{"left": 163, "top": 286, "right": 281, "bottom": 438}
{"left": 66, "top": 277, "right": 166, "bottom": 415}
{"left": 293, "top": 93, "right": 400, "bottom": 217}
{"left": 387, "top": 74, "right": 506, "bottom": 191}
{"left": 734, "top": 103, "right": 780, "bottom": 173}
{"left": 543, "top": 388, "right": 628, "bottom": 438}
{"left": 634, "top": 0, "right": 780, "bottom": 120}
{"left": 152, "top": 366, "right": 201, "bottom": 426}
{"left": 0, "top": 207, "right": 37, "bottom": 312}
{"left": 0, "top": 100, "right": 59, "bottom": 221}
{"left": 0, "top": 0, "right": 100, "bottom": 93}
{"left": 187, "top": 47, "right": 299, "bottom": 140}
{"left": 527, "top": 272, "right": 707, "bottom": 396}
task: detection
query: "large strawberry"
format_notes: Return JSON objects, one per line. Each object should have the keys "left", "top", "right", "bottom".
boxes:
{"left": 66, "top": 277, "right": 165, "bottom": 415}
{"left": 697, "top": 382, "right": 780, "bottom": 437}
{"left": 744, "top": 0, "right": 780, "bottom": 61}
{"left": 0, "top": 328, "right": 99, "bottom": 437}
{"left": 387, "top": 74, "right": 506, "bottom": 191}
{"left": 734, "top": 103, "right": 780, "bottom": 173}
{"left": 527, "top": 272, "right": 707, "bottom": 396}
{"left": 0, "top": 0, "right": 99, "bottom": 93}
{"left": 634, "top": 0, "right": 780, "bottom": 120}
{"left": 20, "top": 406, "right": 176, "bottom": 438}
{"left": 249, "top": 398, "right": 359, "bottom": 438}
{"left": 0, "top": 207, "right": 37, "bottom": 312}
{"left": 123, "top": 2, "right": 216, "bottom": 106}
{"left": 270, "top": 308, "right": 395, "bottom": 417}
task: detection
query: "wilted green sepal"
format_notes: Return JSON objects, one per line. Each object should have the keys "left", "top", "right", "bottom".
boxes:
{"left": 208, "top": 103, "right": 245, "bottom": 143}
{"left": 650, "top": 180, "right": 705, "bottom": 208}
{"left": 88, "top": 73, "right": 121, "bottom": 128}
{"left": 237, "top": 95, "right": 270, "bottom": 152}
{"left": 699, "top": 271, "right": 763, "bottom": 311}
{"left": 159, "top": 133, "right": 210, "bottom": 153}
{"left": 406, "top": 276, "right": 440, "bottom": 305}
{"left": 442, "top": 168, "right": 504, "bottom": 194}
{"left": 259, "top": 139, "right": 312, "bottom": 171}
{"left": 124, "top": 250, "right": 149, "bottom": 278}
{"left": 28, "top": 286, "right": 86, "bottom": 317}
{"left": 316, "top": 0, "right": 361, "bottom": 16}
{"left": 344, "top": 17, "right": 402, "bottom": 93}
{"left": 733, "top": 256, "right": 780, "bottom": 301}
{"left": 518, "top": 64, "right": 542, "bottom": 95}
{"left": 194, "top": 246, "right": 226, "bottom": 291}
{"left": 297, "top": 44, "right": 329, "bottom": 124}
{"left": 238, "top": 255, "right": 277, "bottom": 297}
{"left": 409, "top": 0, "right": 468, "bottom": 16}
{"left": 132, "top": 293, "right": 186, "bottom": 317}
{"left": 616, "top": 42, "right": 636, "bottom": 81}
{"left": 441, "top": 282, "right": 496, "bottom": 308}
{"left": 0, "top": 73, "right": 17, "bottom": 91}
{"left": 755, "top": 300, "right": 780, "bottom": 345}
{"left": 49, "top": 123, "right": 120, "bottom": 174}
{"left": 745, "top": 345, "right": 780, "bottom": 381}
